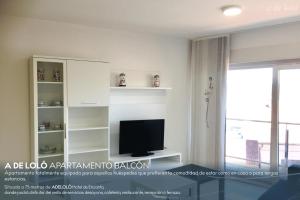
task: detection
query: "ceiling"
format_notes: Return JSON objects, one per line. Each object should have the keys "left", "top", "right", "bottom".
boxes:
{"left": 1, "top": 0, "right": 300, "bottom": 38}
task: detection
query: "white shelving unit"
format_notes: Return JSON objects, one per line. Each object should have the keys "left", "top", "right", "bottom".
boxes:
{"left": 109, "top": 74, "right": 177, "bottom": 168}
{"left": 30, "top": 56, "right": 110, "bottom": 169}
{"left": 30, "top": 57, "right": 67, "bottom": 167}
{"left": 67, "top": 59, "right": 110, "bottom": 163}
{"left": 30, "top": 55, "right": 180, "bottom": 174}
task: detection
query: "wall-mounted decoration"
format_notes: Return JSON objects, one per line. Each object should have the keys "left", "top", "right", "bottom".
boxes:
{"left": 118, "top": 72, "right": 126, "bottom": 87}
{"left": 204, "top": 76, "right": 214, "bottom": 128}
{"left": 153, "top": 74, "right": 160, "bottom": 87}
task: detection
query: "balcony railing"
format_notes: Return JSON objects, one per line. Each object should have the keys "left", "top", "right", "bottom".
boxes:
{"left": 226, "top": 118, "right": 300, "bottom": 169}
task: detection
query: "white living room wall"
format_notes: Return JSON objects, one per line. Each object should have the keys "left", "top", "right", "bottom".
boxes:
{"left": 0, "top": 16, "right": 190, "bottom": 163}
{"left": 231, "top": 21, "right": 300, "bottom": 64}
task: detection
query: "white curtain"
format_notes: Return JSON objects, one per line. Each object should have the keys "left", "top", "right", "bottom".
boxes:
{"left": 188, "top": 36, "right": 230, "bottom": 170}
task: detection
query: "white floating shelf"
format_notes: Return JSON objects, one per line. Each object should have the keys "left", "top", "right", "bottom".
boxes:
{"left": 38, "top": 81, "right": 63, "bottom": 84}
{"left": 110, "top": 87, "right": 172, "bottom": 90}
{"left": 38, "top": 130, "right": 64, "bottom": 134}
{"left": 68, "top": 126, "right": 109, "bottom": 132}
{"left": 38, "top": 106, "right": 64, "bottom": 109}
{"left": 38, "top": 152, "right": 64, "bottom": 158}
{"left": 69, "top": 147, "right": 108, "bottom": 155}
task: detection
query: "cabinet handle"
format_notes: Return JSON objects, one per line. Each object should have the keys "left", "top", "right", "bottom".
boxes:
{"left": 64, "top": 123, "right": 66, "bottom": 139}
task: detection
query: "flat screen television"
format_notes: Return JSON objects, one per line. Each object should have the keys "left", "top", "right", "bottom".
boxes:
{"left": 119, "top": 119, "right": 164, "bottom": 157}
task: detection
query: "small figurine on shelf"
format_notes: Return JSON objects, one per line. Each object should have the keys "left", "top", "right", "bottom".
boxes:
{"left": 53, "top": 123, "right": 62, "bottom": 130}
{"left": 39, "top": 124, "right": 46, "bottom": 131}
{"left": 38, "top": 100, "right": 48, "bottom": 107}
{"left": 53, "top": 69, "right": 61, "bottom": 82}
{"left": 37, "top": 68, "right": 45, "bottom": 81}
{"left": 40, "top": 145, "right": 57, "bottom": 154}
{"left": 44, "top": 121, "right": 51, "bottom": 130}
{"left": 52, "top": 100, "right": 62, "bottom": 106}
{"left": 118, "top": 73, "right": 126, "bottom": 87}
{"left": 153, "top": 74, "right": 160, "bottom": 87}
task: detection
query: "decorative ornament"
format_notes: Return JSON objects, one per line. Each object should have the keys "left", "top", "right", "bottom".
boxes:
{"left": 153, "top": 74, "right": 160, "bottom": 87}
{"left": 118, "top": 73, "right": 126, "bottom": 87}
{"left": 53, "top": 69, "right": 61, "bottom": 82}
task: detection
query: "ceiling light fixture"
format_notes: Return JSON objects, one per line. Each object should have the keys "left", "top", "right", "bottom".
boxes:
{"left": 221, "top": 5, "right": 242, "bottom": 16}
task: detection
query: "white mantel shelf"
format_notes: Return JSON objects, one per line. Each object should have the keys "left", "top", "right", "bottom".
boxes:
{"left": 110, "top": 87, "right": 172, "bottom": 90}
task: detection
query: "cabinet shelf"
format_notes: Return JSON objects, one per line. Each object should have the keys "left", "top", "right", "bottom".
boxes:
{"left": 110, "top": 86, "right": 172, "bottom": 90}
{"left": 38, "top": 130, "right": 64, "bottom": 134}
{"left": 69, "top": 147, "right": 108, "bottom": 155}
{"left": 38, "top": 106, "right": 64, "bottom": 109}
{"left": 38, "top": 81, "right": 63, "bottom": 84}
{"left": 38, "top": 152, "right": 64, "bottom": 158}
{"left": 68, "top": 126, "right": 109, "bottom": 132}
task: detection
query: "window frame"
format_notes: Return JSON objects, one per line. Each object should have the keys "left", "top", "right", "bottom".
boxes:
{"left": 227, "top": 60, "right": 300, "bottom": 170}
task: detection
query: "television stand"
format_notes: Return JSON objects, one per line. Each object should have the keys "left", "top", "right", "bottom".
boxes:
{"left": 110, "top": 150, "right": 182, "bottom": 170}
{"left": 131, "top": 152, "right": 154, "bottom": 157}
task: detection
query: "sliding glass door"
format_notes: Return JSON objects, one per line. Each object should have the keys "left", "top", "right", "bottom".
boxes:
{"left": 278, "top": 68, "right": 300, "bottom": 173}
{"left": 226, "top": 68, "right": 273, "bottom": 170}
{"left": 226, "top": 65, "right": 300, "bottom": 172}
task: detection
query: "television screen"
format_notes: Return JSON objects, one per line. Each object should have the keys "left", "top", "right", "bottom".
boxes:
{"left": 119, "top": 119, "right": 164, "bottom": 157}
